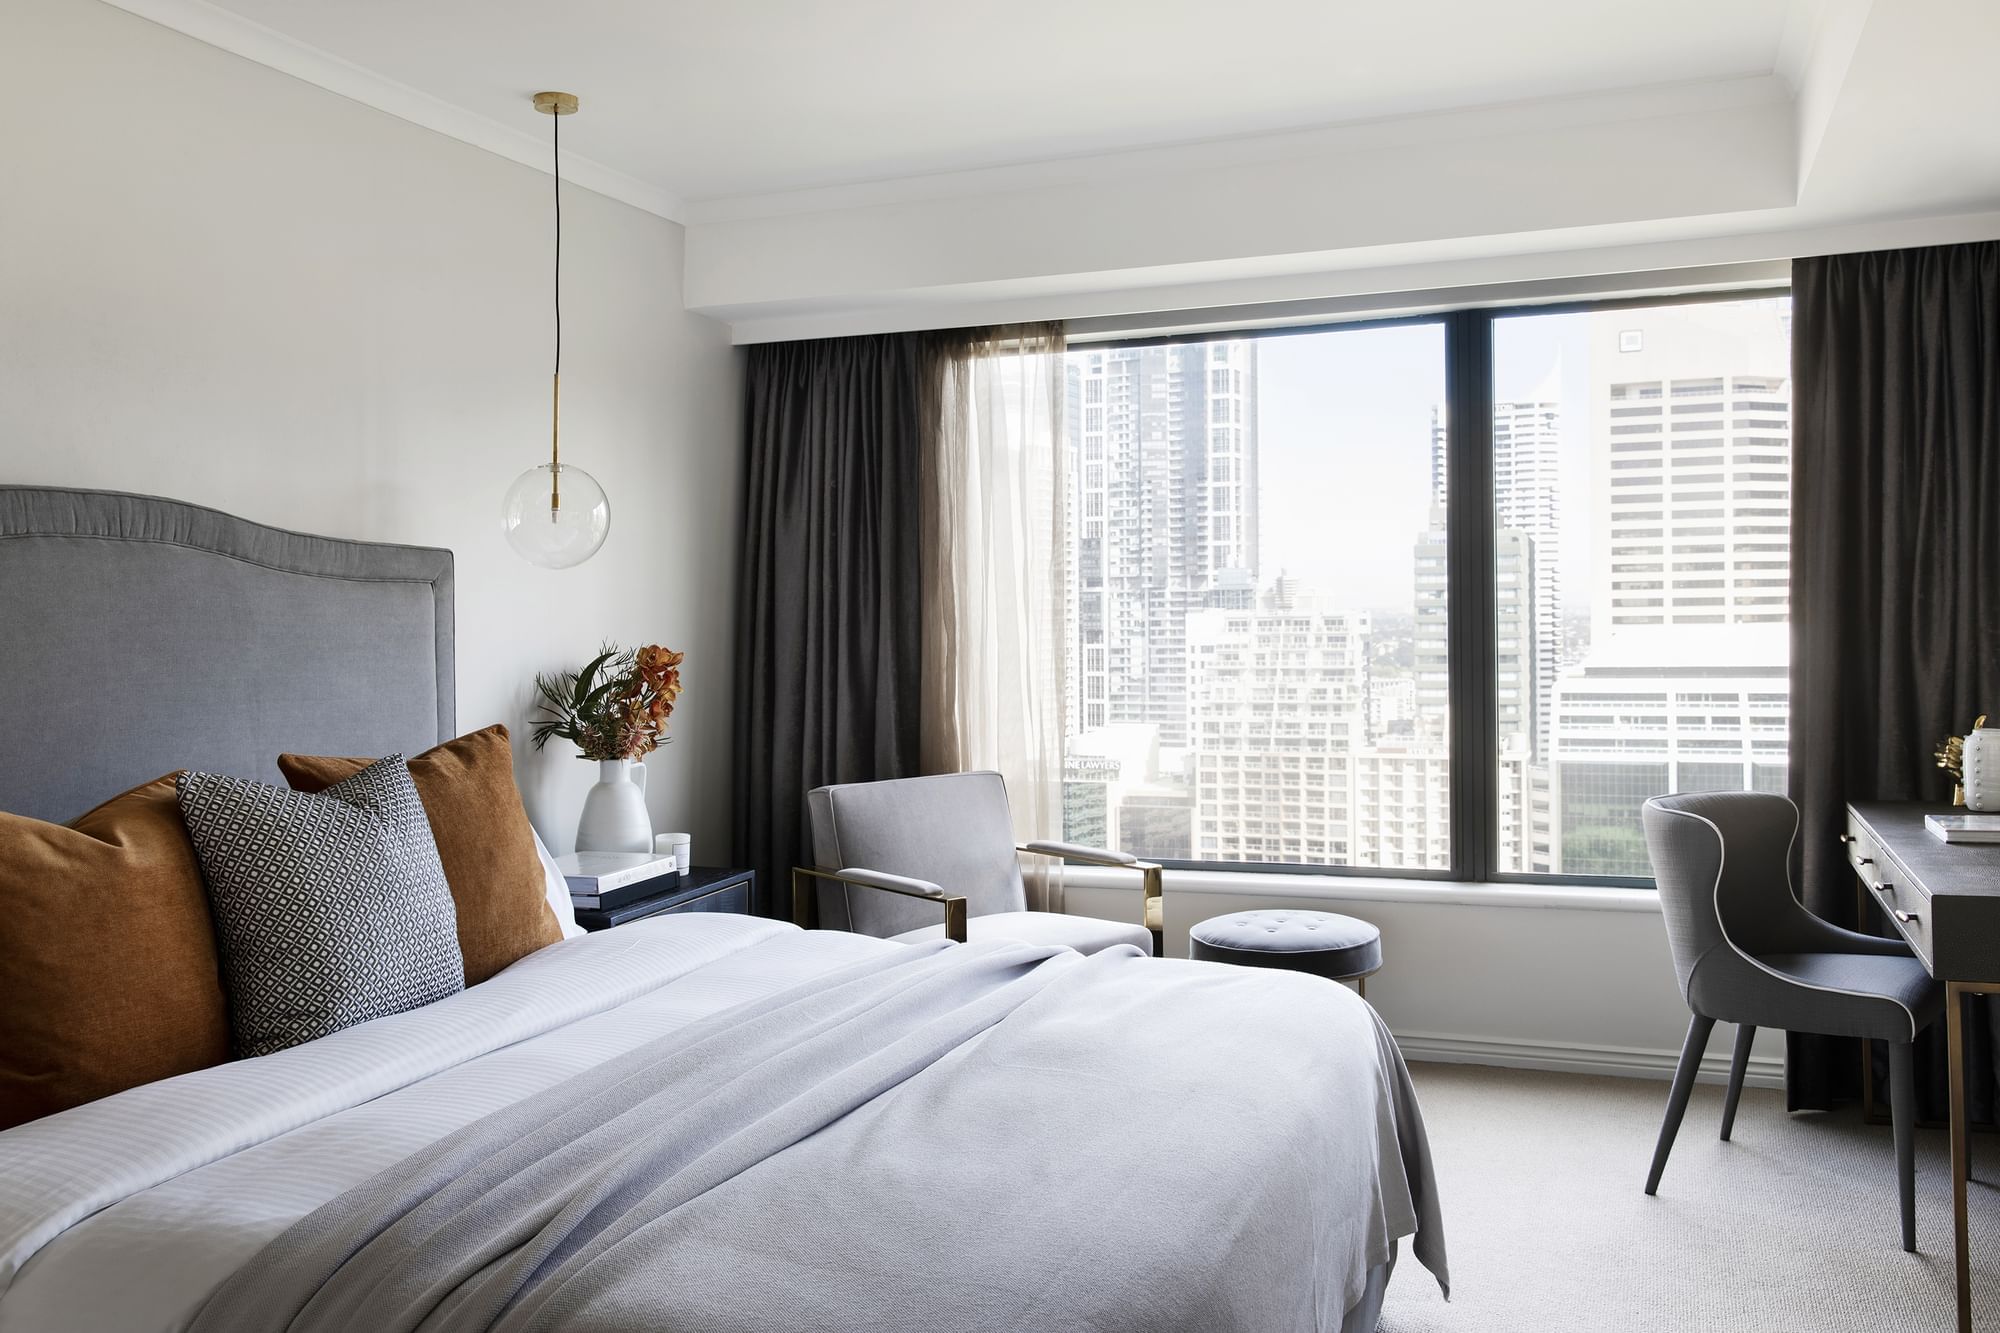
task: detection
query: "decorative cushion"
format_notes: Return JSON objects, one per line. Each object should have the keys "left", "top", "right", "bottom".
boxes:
{"left": 890, "top": 910, "right": 1153, "bottom": 956}
{"left": 0, "top": 774, "right": 229, "bottom": 1130}
{"left": 177, "top": 757, "right": 465, "bottom": 1059}
{"left": 279, "top": 726, "right": 563, "bottom": 984}
{"left": 1189, "top": 909, "right": 1383, "bottom": 981}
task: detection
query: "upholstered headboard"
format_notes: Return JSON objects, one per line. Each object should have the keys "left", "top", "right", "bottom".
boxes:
{"left": 0, "top": 486, "right": 454, "bottom": 823}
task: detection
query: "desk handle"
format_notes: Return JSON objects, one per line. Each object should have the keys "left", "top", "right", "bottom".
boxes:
{"left": 1869, "top": 879, "right": 1918, "bottom": 926}
{"left": 1856, "top": 857, "right": 1873, "bottom": 867}
{"left": 1839, "top": 833, "right": 1855, "bottom": 845}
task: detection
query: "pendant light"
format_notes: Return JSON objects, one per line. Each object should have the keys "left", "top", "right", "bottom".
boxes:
{"left": 502, "top": 90, "right": 610, "bottom": 569}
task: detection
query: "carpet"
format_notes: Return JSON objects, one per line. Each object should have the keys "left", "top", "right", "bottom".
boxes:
{"left": 1379, "top": 1061, "right": 2000, "bottom": 1332}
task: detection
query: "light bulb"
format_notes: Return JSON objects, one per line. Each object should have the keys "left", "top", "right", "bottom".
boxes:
{"left": 501, "top": 463, "right": 609, "bottom": 569}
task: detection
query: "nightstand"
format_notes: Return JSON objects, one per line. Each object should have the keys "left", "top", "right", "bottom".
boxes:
{"left": 573, "top": 867, "right": 757, "bottom": 932}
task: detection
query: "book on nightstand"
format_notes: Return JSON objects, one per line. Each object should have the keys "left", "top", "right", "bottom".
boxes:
{"left": 558, "top": 851, "right": 680, "bottom": 910}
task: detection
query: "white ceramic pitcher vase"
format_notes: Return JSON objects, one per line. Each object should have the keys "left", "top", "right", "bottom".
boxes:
{"left": 575, "top": 758, "right": 653, "bottom": 853}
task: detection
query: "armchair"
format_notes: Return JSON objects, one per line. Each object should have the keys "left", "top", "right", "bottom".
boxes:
{"left": 795, "top": 772, "right": 1163, "bottom": 957}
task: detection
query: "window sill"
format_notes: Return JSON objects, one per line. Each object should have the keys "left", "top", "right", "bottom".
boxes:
{"left": 1053, "top": 865, "right": 1661, "bottom": 914}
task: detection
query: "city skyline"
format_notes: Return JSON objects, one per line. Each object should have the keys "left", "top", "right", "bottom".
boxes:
{"left": 1060, "top": 297, "right": 1794, "bottom": 877}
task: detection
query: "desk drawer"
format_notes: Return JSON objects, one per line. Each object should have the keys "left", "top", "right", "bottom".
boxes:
{"left": 1843, "top": 814, "right": 1886, "bottom": 889}
{"left": 1866, "top": 851, "right": 1936, "bottom": 972}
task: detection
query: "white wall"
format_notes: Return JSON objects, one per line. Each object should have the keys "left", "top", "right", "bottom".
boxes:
{"left": 1064, "top": 872, "right": 1787, "bottom": 1087}
{"left": 0, "top": 0, "right": 743, "bottom": 855}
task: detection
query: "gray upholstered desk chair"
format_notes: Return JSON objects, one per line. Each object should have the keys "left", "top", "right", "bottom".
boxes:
{"left": 1642, "top": 791, "right": 1944, "bottom": 1252}
{"left": 794, "top": 771, "right": 1163, "bottom": 957}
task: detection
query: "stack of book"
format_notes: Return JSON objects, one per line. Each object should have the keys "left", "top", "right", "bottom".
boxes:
{"left": 561, "top": 851, "right": 682, "bottom": 926}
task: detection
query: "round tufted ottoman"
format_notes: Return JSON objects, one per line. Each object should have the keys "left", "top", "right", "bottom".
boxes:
{"left": 1188, "top": 909, "right": 1383, "bottom": 997}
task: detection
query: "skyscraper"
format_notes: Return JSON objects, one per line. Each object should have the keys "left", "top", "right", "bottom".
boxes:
{"left": 1069, "top": 341, "right": 1259, "bottom": 746}
{"left": 1430, "top": 398, "right": 1562, "bottom": 756}
{"left": 1550, "top": 300, "right": 1794, "bottom": 875}
{"left": 1587, "top": 305, "right": 1792, "bottom": 636}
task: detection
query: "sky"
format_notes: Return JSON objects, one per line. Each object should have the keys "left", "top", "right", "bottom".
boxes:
{"left": 1253, "top": 314, "right": 1593, "bottom": 613}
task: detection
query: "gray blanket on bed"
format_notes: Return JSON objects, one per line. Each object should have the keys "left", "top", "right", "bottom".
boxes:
{"left": 191, "top": 939, "right": 1446, "bottom": 1333}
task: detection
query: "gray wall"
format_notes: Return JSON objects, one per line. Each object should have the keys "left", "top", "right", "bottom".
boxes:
{"left": 0, "top": 0, "right": 744, "bottom": 855}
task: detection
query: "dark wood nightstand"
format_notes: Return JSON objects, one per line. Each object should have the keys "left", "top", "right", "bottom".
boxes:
{"left": 573, "top": 867, "right": 756, "bottom": 932}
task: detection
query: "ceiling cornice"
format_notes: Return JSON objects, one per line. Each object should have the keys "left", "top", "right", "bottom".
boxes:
{"left": 96, "top": 0, "right": 688, "bottom": 222}
{"left": 683, "top": 74, "right": 1791, "bottom": 226}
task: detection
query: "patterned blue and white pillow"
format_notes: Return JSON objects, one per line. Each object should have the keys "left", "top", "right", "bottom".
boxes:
{"left": 176, "top": 756, "right": 464, "bottom": 1059}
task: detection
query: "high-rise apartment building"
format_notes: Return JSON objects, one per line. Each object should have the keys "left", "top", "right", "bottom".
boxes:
{"left": 1187, "top": 593, "right": 1455, "bottom": 871}
{"left": 1186, "top": 597, "right": 1370, "bottom": 865}
{"left": 1069, "top": 341, "right": 1259, "bottom": 746}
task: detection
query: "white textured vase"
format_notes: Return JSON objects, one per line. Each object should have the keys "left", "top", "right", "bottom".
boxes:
{"left": 1964, "top": 730, "right": 2000, "bottom": 812}
{"left": 575, "top": 759, "right": 653, "bottom": 853}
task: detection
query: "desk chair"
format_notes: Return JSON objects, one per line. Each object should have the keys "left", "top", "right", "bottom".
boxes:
{"left": 1642, "top": 791, "right": 1944, "bottom": 1251}
{"left": 793, "top": 771, "right": 1162, "bottom": 957}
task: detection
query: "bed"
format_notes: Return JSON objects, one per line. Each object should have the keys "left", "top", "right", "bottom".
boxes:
{"left": 0, "top": 486, "right": 1445, "bottom": 1332}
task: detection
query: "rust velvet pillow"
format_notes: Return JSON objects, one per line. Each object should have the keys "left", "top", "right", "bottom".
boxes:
{"left": 279, "top": 725, "right": 561, "bottom": 986}
{"left": 0, "top": 774, "right": 230, "bottom": 1130}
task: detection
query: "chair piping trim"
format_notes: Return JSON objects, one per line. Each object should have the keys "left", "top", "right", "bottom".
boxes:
{"left": 1647, "top": 795, "right": 1917, "bottom": 1042}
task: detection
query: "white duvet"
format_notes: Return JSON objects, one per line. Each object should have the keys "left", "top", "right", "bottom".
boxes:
{"left": 0, "top": 916, "right": 890, "bottom": 1333}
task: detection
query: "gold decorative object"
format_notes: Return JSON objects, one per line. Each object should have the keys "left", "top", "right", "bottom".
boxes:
{"left": 502, "top": 91, "right": 610, "bottom": 569}
{"left": 1936, "top": 715, "right": 1988, "bottom": 806}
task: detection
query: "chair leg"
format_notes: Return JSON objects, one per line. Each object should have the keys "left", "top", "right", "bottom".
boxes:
{"left": 1720, "top": 1024, "right": 1756, "bottom": 1141}
{"left": 1647, "top": 1013, "right": 1716, "bottom": 1195}
{"left": 1889, "top": 1039, "right": 1918, "bottom": 1253}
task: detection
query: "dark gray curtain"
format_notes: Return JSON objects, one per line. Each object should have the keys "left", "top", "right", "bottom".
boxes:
{"left": 1788, "top": 241, "right": 2000, "bottom": 1115}
{"left": 732, "top": 333, "right": 948, "bottom": 917}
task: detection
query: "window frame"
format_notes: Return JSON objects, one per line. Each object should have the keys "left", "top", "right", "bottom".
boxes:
{"left": 1071, "top": 283, "right": 1793, "bottom": 889}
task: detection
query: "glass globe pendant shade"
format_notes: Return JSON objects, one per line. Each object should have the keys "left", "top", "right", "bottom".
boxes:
{"left": 501, "top": 463, "right": 609, "bottom": 569}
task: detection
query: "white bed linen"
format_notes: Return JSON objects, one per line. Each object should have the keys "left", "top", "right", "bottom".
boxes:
{"left": 0, "top": 915, "right": 893, "bottom": 1333}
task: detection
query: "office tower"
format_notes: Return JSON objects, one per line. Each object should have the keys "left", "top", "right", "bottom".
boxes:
{"left": 1588, "top": 306, "right": 1792, "bottom": 635}
{"left": 1430, "top": 398, "right": 1562, "bottom": 757}
{"left": 1069, "top": 340, "right": 1259, "bottom": 746}
{"left": 1550, "top": 300, "right": 1794, "bottom": 876}
{"left": 1411, "top": 509, "right": 1538, "bottom": 750}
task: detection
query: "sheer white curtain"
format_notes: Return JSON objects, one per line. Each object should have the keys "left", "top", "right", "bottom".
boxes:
{"left": 922, "top": 325, "right": 1069, "bottom": 887}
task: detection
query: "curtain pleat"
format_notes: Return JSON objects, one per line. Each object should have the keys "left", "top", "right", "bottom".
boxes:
{"left": 1788, "top": 241, "right": 2000, "bottom": 1114}
{"left": 732, "top": 334, "right": 945, "bottom": 915}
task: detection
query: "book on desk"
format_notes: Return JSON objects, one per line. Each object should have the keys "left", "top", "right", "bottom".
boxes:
{"left": 1927, "top": 813, "right": 2000, "bottom": 844}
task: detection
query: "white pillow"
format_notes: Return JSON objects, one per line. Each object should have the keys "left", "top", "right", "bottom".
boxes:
{"left": 531, "top": 827, "right": 585, "bottom": 939}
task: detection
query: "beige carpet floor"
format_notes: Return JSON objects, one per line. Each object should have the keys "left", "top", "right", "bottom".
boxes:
{"left": 1379, "top": 1062, "right": 2000, "bottom": 1333}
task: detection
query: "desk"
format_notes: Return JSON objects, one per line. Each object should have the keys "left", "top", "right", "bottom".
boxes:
{"left": 1847, "top": 802, "right": 2000, "bottom": 1333}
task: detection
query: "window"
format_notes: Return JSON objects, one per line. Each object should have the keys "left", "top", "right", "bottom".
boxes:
{"left": 1055, "top": 289, "right": 1792, "bottom": 886}
{"left": 1492, "top": 296, "right": 1793, "bottom": 878}
{"left": 1060, "top": 326, "right": 1447, "bottom": 871}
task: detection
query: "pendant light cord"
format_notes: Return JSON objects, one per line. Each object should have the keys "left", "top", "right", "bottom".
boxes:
{"left": 553, "top": 108, "right": 562, "bottom": 382}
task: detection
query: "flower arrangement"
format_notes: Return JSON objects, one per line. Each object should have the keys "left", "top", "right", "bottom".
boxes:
{"left": 531, "top": 643, "right": 685, "bottom": 762}
{"left": 1936, "top": 714, "right": 1988, "bottom": 806}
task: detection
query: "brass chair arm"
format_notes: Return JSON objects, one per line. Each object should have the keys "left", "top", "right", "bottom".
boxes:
{"left": 1016, "top": 844, "right": 1165, "bottom": 955}
{"left": 790, "top": 865, "right": 968, "bottom": 943}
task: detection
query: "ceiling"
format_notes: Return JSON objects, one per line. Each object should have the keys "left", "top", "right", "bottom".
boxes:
{"left": 119, "top": 0, "right": 1804, "bottom": 207}
{"left": 101, "top": 0, "right": 2000, "bottom": 338}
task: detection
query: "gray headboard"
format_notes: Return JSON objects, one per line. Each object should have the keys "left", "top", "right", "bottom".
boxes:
{"left": 0, "top": 486, "right": 454, "bottom": 823}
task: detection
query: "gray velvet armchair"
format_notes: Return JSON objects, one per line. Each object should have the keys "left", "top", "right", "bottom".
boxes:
{"left": 1642, "top": 790, "right": 1943, "bottom": 1252}
{"left": 792, "top": 771, "right": 1164, "bottom": 957}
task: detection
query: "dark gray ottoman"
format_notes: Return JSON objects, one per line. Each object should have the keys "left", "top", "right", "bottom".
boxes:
{"left": 1188, "top": 909, "right": 1383, "bottom": 998}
